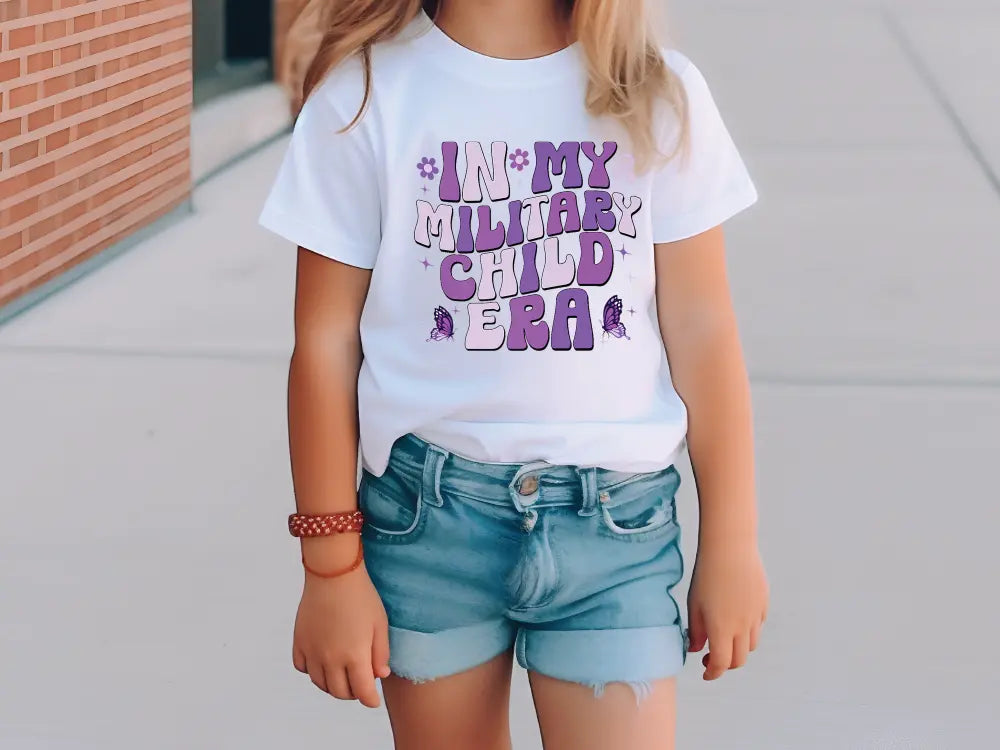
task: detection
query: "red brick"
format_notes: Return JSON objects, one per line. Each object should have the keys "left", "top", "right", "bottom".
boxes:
{"left": 42, "top": 20, "right": 66, "bottom": 42}
{"left": 0, "top": 0, "right": 25, "bottom": 23}
{"left": 27, "top": 0, "right": 53, "bottom": 13}
{"left": 0, "top": 117, "right": 21, "bottom": 139}
{"left": 142, "top": 82, "right": 189, "bottom": 111}
{"left": 58, "top": 96, "right": 82, "bottom": 116}
{"left": 72, "top": 11, "right": 96, "bottom": 32}
{"left": 61, "top": 200, "right": 87, "bottom": 224}
{"left": 42, "top": 72, "right": 74, "bottom": 96}
{"left": 10, "top": 139, "right": 39, "bottom": 168}
{"left": 74, "top": 65, "right": 97, "bottom": 86}
{"left": 162, "top": 38, "right": 189, "bottom": 56}
{"left": 45, "top": 233, "right": 77, "bottom": 263}
{"left": 0, "top": 231, "right": 23, "bottom": 257}
{"left": 9, "top": 26, "right": 36, "bottom": 49}
{"left": 56, "top": 43, "right": 82, "bottom": 64}
{"left": 27, "top": 106, "right": 54, "bottom": 130}
{"left": 45, "top": 127, "right": 70, "bottom": 151}
{"left": 10, "top": 195, "right": 38, "bottom": 223}
{"left": 25, "top": 161, "right": 55, "bottom": 187}
{"left": 1, "top": 177, "right": 22, "bottom": 206}
{"left": 74, "top": 217, "right": 102, "bottom": 240}
{"left": 9, "top": 83, "right": 37, "bottom": 108}
{"left": 27, "top": 212, "right": 60, "bottom": 243}
{"left": 27, "top": 50, "right": 54, "bottom": 73}
{"left": 88, "top": 34, "right": 110, "bottom": 54}
{"left": 0, "top": 58, "right": 19, "bottom": 83}
{"left": 36, "top": 177, "right": 76, "bottom": 208}
{"left": 127, "top": 47, "right": 159, "bottom": 67}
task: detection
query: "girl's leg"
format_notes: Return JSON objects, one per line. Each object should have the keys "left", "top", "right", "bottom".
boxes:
{"left": 381, "top": 648, "right": 516, "bottom": 750}
{"left": 527, "top": 673, "right": 677, "bottom": 750}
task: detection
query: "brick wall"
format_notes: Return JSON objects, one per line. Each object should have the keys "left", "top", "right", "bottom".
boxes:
{"left": 0, "top": 0, "right": 192, "bottom": 309}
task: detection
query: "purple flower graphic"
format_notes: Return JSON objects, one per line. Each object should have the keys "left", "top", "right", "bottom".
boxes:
{"left": 509, "top": 148, "right": 530, "bottom": 171}
{"left": 417, "top": 156, "right": 439, "bottom": 180}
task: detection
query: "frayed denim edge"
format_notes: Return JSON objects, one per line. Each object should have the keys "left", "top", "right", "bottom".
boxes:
{"left": 587, "top": 679, "right": 655, "bottom": 705}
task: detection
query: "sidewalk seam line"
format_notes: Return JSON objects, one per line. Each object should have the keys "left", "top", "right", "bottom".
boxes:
{"left": 881, "top": 7, "right": 1000, "bottom": 198}
{"left": 3, "top": 344, "right": 1000, "bottom": 389}
{"left": 0, "top": 344, "right": 287, "bottom": 365}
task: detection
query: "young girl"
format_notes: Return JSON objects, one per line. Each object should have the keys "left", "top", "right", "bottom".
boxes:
{"left": 261, "top": 1, "right": 768, "bottom": 747}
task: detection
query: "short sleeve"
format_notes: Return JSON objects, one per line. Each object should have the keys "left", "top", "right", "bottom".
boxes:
{"left": 650, "top": 53, "right": 758, "bottom": 244}
{"left": 258, "top": 66, "right": 382, "bottom": 269}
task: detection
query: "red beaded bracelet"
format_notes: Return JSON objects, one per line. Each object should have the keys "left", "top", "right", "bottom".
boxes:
{"left": 288, "top": 510, "right": 365, "bottom": 537}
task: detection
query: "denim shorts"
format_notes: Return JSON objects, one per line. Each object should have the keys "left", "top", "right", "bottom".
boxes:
{"left": 359, "top": 433, "right": 688, "bottom": 699}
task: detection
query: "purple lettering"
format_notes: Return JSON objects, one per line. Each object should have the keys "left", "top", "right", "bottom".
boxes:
{"left": 551, "top": 288, "right": 594, "bottom": 350}
{"left": 508, "top": 294, "right": 549, "bottom": 351}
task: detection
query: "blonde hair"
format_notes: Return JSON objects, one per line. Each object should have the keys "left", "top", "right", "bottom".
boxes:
{"left": 279, "top": 0, "right": 688, "bottom": 169}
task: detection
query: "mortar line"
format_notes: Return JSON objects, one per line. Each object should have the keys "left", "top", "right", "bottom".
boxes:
{"left": 882, "top": 6, "right": 1000, "bottom": 198}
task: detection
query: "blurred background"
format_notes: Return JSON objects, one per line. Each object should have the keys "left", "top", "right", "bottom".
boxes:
{"left": 1, "top": 0, "right": 998, "bottom": 748}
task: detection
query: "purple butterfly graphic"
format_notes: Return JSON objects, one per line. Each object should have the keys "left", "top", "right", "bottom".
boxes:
{"left": 427, "top": 306, "right": 455, "bottom": 341}
{"left": 601, "top": 295, "right": 630, "bottom": 340}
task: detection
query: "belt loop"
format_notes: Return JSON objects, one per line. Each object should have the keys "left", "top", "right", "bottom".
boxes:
{"left": 577, "top": 467, "right": 598, "bottom": 516}
{"left": 421, "top": 443, "right": 448, "bottom": 507}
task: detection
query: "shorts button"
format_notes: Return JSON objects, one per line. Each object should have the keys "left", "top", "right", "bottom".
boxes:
{"left": 599, "top": 491, "right": 610, "bottom": 503}
{"left": 518, "top": 475, "right": 539, "bottom": 496}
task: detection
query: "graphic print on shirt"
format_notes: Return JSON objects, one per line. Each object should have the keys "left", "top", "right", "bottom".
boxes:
{"left": 601, "top": 295, "right": 630, "bottom": 340}
{"left": 413, "top": 141, "right": 643, "bottom": 351}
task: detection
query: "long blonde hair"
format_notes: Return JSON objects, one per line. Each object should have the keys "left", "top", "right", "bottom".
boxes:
{"left": 279, "top": 0, "right": 688, "bottom": 168}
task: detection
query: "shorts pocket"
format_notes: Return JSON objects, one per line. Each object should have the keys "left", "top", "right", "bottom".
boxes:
{"left": 359, "top": 468, "right": 427, "bottom": 544}
{"left": 596, "top": 466, "right": 680, "bottom": 543}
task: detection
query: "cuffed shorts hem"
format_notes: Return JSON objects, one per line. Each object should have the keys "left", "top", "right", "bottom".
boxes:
{"left": 515, "top": 624, "right": 687, "bottom": 688}
{"left": 387, "top": 620, "right": 516, "bottom": 682}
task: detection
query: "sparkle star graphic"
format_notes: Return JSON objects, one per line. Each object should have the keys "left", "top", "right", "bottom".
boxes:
{"left": 420, "top": 184, "right": 429, "bottom": 194}
{"left": 420, "top": 257, "right": 431, "bottom": 269}
{"left": 628, "top": 307, "right": 636, "bottom": 316}
{"left": 617, "top": 246, "right": 630, "bottom": 259}
{"left": 452, "top": 307, "right": 460, "bottom": 315}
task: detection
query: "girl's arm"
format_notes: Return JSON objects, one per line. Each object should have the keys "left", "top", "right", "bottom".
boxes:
{"left": 654, "top": 226, "right": 768, "bottom": 681}
{"left": 288, "top": 247, "right": 390, "bottom": 708}
{"left": 289, "top": 246, "right": 369, "bottom": 549}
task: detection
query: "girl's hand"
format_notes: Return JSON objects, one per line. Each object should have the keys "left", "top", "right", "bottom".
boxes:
{"left": 686, "top": 542, "right": 768, "bottom": 680}
{"left": 292, "top": 553, "right": 391, "bottom": 708}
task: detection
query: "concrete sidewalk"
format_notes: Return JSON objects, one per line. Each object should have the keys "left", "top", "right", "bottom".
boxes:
{"left": 2, "top": 1, "right": 999, "bottom": 748}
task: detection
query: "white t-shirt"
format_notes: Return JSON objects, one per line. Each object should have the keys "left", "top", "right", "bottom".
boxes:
{"left": 259, "top": 12, "right": 758, "bottom": 477}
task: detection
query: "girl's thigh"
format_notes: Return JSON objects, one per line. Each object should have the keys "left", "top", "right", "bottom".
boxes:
{"left": 381, "top": 648, "right": 515, "bottom": 750}
{"left": 528, "top": 672, "right": 677, "bottom": 750}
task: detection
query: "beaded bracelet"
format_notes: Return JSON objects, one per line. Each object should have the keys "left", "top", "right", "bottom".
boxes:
{"left": 290, "top": 511, "right": 366, "bottom": 579}
{"left": 288, "top": 510, "right": 365, "bottom": 537}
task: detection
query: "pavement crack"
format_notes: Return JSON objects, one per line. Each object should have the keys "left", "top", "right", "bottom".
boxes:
{"left": 882, "top": 7, "right": 1000, "bottom": 198}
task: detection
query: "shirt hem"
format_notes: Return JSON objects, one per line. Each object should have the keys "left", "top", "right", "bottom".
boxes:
{"left": 363, "top": 422, "right": 688, "bottom": 477}
{"left": 651, "top": 183, "right": 759, "bottom": 245}
{"left": 258, "top": 204, "right": 379, "bottom": 270}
